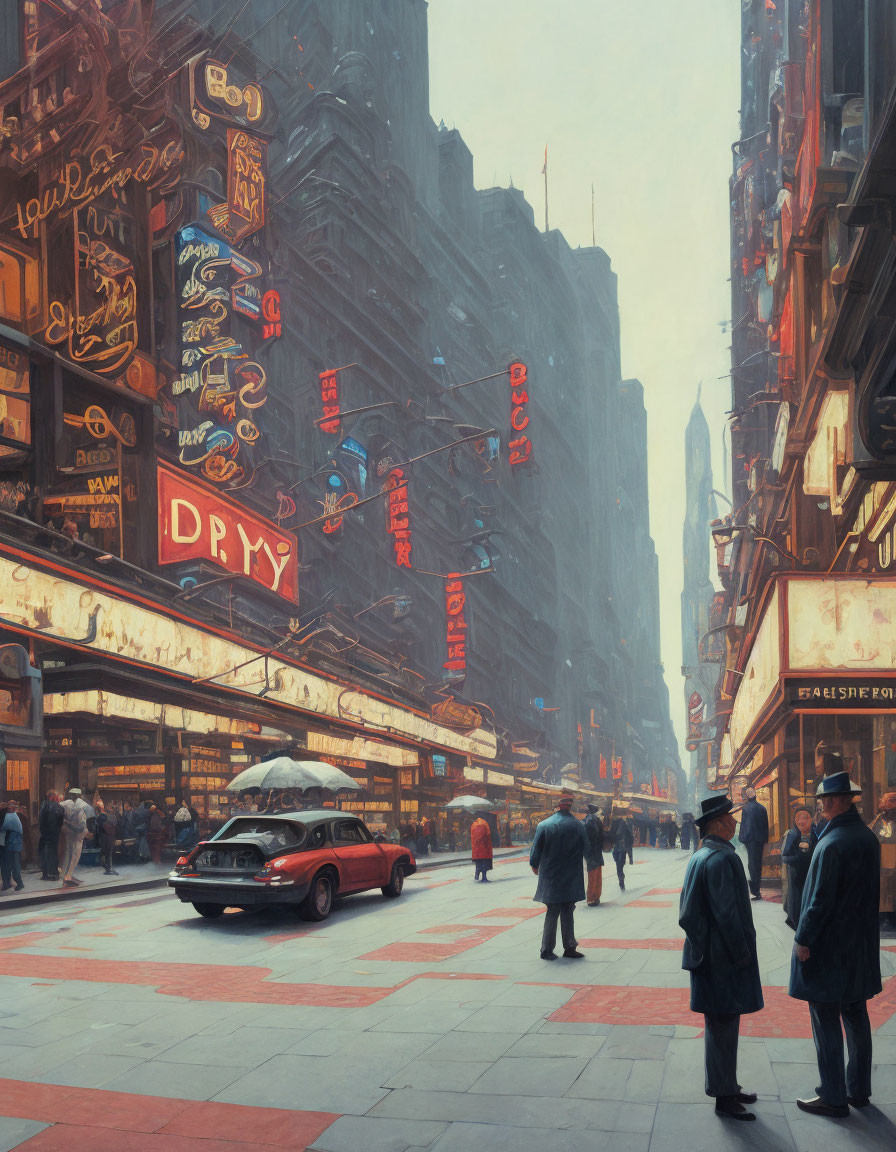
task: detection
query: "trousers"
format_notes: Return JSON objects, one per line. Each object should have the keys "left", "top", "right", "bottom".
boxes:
{"left": 703, "top": 1011, "right": 741, "bottom": 1098}
{"left": 808, "top": 1000, "right": 872, "bottom": 1108}
{"left": 39, "top": 836, "right": 59, "bottom": 879}
{"left": 99, "top": 837, "right": 115, "bottom": 872}
{"left": 612, "top": 848, "right": 626, "bottom": 885}
{"left": 59, "top": 831, "right": 84, "bottom": 881}
{"left": 541, "top": 902, "right": 576, "bottom": 955}
{"left": 1, "top": 849, "right": 22, "bottom": 890}
{"left": 586, "top": 867, "right": 602, "bottom": 904}
{"left": 745, "top": 841, "right": 764, "bottom": 896}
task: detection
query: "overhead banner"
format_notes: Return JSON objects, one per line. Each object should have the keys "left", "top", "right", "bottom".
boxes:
{"left": 157, "top": 463, "right": 298, "bottom": 601}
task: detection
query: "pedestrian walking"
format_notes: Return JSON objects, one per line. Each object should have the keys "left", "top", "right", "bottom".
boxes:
{"left": 38, "top": 790, "right": 63, "bottom": 881}
{"left": 174, "top": 802, "right": 192, "bottom": 847}
{"left": 610, "top": 810, "right": 634, "bottom": 890}
{"left": 530, "top": 791, "right": 589, "bottom": 960}
{"left": 0, "top": 800, "right": 25, "bottom": 892}
{"left": 737, "top": 785, "right": 769, "bottom": 899}
{"left": 781, "top": 807, "right": 815, "bottom": 930}
{"left": 789, "top": 769, "right": 881, "bottom": 1118}
{"left": 679, "top": 794, "right": 763, "bottom": 1121}
{"left": 583, "top": 803, "right": 604, "bottom": 906}
{"left": 59, "top": 788, "right": 90, "bottom": 887}
{"left": 147, "top": 803, "right": 165, "bottom": 864}
{"left": 471, "top": 814, "right": 493, "bottom": 882}
{"left": 94, "top": 800, "right": 118, "bottom": 876}
{"left": 626, "top": 816, "right": 635, "bottom": 864}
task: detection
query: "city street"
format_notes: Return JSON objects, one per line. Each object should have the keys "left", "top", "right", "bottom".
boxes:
{"left": 0, "top": 848, "right": 893, "bottom": 1152}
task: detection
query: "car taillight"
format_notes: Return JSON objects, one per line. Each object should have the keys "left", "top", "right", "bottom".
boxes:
{"left": 175, "top": 856, "right": 190, "bottom": 867}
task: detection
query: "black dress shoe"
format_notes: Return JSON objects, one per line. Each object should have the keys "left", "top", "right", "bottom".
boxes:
{"left": 715, "top": 1096, "right": 755, "bottom": 1121}
{"left": 563, "top": 949, "right": 585, "bottom": 958}
{"left": 737, "top": 1091, "right": 758, "bottom": 1104}
{"left": 847, "top": 1096, "right": 871, "bottom": 1108}
{"left": 796, "top": 1096, "right": 849, "bottom": 1118}
{"left": 540, "top": 951, "right": 558, "bottom": 960}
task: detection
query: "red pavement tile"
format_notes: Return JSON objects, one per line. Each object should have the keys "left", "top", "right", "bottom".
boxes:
{"left": 577, "top": 938, "right": 682, "bottom": 951}
{"left": 0, "top": 1080, "right": 337, "bottom": 1150}
{"left": 160, "top": 1101, "right": 337, "bottom": 1147}
{"left": 645, "top": 888, "right": 681, "bottom": 896}
{"left": 0, "top": 932, "right": 51, "bottom": 951}
{"left": 359, "top": 942, "right": 465, "bottom": 962}
{"left": 471, "top": 907, "right": 544, "bottom": 920}
{"left": 410, "top": 878, "right": 462, "bottom": 890}
{"left": 626, "top": 900, "right": 675, "bottom": 908}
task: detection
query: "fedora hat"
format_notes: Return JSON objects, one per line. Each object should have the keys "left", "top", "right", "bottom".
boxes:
{"left": 694, "top": 794, "right": 742, "bottom": 829}
{"left": 815, "top": 771, "right": 860, "bottom": 797}
{"left": 556, "top": 789, "right": 575, "bottom": 809}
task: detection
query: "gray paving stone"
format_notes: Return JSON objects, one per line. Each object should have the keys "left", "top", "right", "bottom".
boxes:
{"left": 599, "top": 1026, "right": 671, "bottom": 1061}
{"left": 385, "top": 1059, "right": 492, "bottom": 1091}
{"left": 469, "top": 1055, "right": 589, "bottom": 1096}
{"left": 454, "top": 1005, "right": 548, "bottom": 1033}
{"left": 772, "top": 1061, "right": 823, "bottom": 1102}
{"left": 505, "top": 1033, "right": 607, "bottom": 1059}
{"left": 420, "top": 1031, "right": 520, "bottom": 1062}
{"left": 371, "top": 1004, "right": 477, "bottom": 1034}
{"left": 428, "top": 1122, "right": 649, "bottom": 1152}
{"left": 624, "top": 1059, "right": 665, "bottom": 1102}
{"left": 309, "top": 1116, "right": 448, "bottom": 1152}
{"left": 0, "top": 1117, "right": 49, "bottom": 1152}
{"left": 566, "top": 1056, "right": 634, "bottom": 1100}
{"left": 33, "top": 1052, "right": 145, "bottom": 1088}
{"left": 102, "top": 1058, "right": 247, "bottom": 1100}
{"left": 154, "top": 1026, "right": 298, "bottom": 1068}
{"left": 212, "top": 1054, "right": 390, "bottom": 1114}
{"left": 651, "top": 1100, "right": 792, "bottom": 1152}
{"left": 285, "top": 1029, "right": 356, "bottom": 1056}
{"left": 538, "top": 1021, "right": 614, "bottom": 1036}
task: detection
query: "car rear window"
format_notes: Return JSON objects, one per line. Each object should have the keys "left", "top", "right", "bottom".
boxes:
{"left": 214, "top": 819, "right": 306, "bottom": 851}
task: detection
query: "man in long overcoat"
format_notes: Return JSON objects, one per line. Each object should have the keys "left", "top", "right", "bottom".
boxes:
{"left": 530, "top": 791, "right": 589, "bottom": 960}
{"left": 679, "top": 795, "right": 763, "bottom": 1121}
{"left": 470, "top": 815, "right": 493, "bottom": 882}
{"left": 610, "top": 810, "right": 634, "bottom": 890}
{"left": 789, "top": 770, "right": 881, "bottom": 1117}
{"left": 583, "top": 803, "right": 604, "bottom": 906}
{"left": 737, "top": 786, "right": 769, "bottom": 899}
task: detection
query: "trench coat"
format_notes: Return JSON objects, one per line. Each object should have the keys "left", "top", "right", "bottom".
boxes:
{"left": 470, "top": 818, "right": 493, "bottom": 873}
{"left": 789, "top": 807, "right": 882, "bottom": 1004}
{"left": 583, "top": 812, "right": 604, "bottom": 869}
{"left": 530, "top": 810, "right": 589, "bottom": 904}
{"left": 679, "top": 835, "right": 764, "bottom": 1015}
{"left": 781, "top": 825, "right": 813, "bottom": 928}
{"left": 738, "top": 798, "right": 769, "bottom": 845}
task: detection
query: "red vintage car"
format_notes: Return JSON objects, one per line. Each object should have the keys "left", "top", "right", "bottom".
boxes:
{"left": 168, "top": 810, "right": 416, "bottom": 920}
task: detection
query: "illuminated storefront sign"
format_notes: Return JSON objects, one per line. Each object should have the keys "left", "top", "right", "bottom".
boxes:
{"left": 686, "top": 690, "right": 704, "bottom": 752}
{"left": 261, "top": 290, "right": 282, "bottom": 339}
{"left": 226, "top": 130, "right": 266, "bottom": 242}
{"left": 307, "top": 730, "right": 418, "bottom": 767}
{"left": 190, "top": 59, "right": 273, "bottom": 131}
{"left": 319, "top": 370, "right": 340, "bottom": 434}
{"left": 385, "top": 468, "right": 411, "bottom": 568}
{"left": 158, "top": 464, "right": 298, "bottom": 601}
{"left": 508, "top": 361, "right": 532, "bottom": 468}
{"left": 0, "top": 555, "right": 497, "bottom": 758}
{"left": 443, "top": 573, "right": 467, "bottom": 676}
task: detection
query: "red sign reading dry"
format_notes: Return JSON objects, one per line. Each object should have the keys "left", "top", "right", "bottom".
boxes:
{"left": 319, "top": 370, "right": 340, "bottom": 434}
{"left": 508, "top": 361, "right": 532, "bottom": 467}
{"left": 158, "top": 464, "right": 298, "bottom": 601}
{"left": 443, "top": 573, "right": 467, "bottom": 675}
{"left": 385, "top": 468, "right": 412, "bottom": 568}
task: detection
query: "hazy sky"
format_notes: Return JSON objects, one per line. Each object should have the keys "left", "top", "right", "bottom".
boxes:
{"left": 427, "top": 0, "right": 740, "bottom": 770}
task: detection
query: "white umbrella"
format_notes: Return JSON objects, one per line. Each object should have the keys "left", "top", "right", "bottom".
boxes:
{"left": 446, "top": 795, "right": 496, "bottom": 812}
{"left": 226, "top": 757, "right": 360, "bottom": 794}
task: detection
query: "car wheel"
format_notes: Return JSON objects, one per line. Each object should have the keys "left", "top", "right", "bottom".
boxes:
{"left": 382, "top": 863, "right": 405, "bottom": 898}
{"left": 192, "top": 902, "right": 225, "bottom": 919}
{"left": 298, "top": 871, "right": 334, "bottom": 921}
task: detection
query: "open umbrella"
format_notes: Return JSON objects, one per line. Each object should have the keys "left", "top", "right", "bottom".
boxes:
{"left": 446, "top": 795, "right": 496, "bottom": 812}
{"left": 226, "top": 758, "right": 360, "bottom": 794}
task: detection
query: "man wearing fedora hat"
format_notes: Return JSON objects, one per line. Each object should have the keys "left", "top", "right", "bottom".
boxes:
{"left": 530, "top": 791, "right": 590, "bottom": 960}
{"left": 679, "top": 794, "right": 763, "bottom": 1121}
{"left": 789, "top": 767, "right": 881, "bottom": 1118}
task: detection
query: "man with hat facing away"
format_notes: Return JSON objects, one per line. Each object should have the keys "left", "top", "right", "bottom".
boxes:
{"left": 789, "top": 764, "right": 881, "bottom": 1118}
{"left": 530, "top": 790, "right": 590, "bottom": 960}
{"left": 679, "top": 794, "right": 763, "bottom": 1121}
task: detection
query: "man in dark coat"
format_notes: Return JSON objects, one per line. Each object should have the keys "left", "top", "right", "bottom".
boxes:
{"left": 789, "top": 770, "right": 881, "bottom": 1118}
{"left": 583, "top": 803, "right": 604, "bottom": 906}
{"left": 737, "top": 785, "right": 769, "bottom": 899}
{"left": 679, "top": 795, "right": 763, "bottom": 1122}
{"left": 530, "top": 791, "right": 590, "bottom": 960}
{"left": 610, "top": 810, "right": 634, "bottom": 890}
{"left": 38, "top": 791, "right": 63, "bottom": 881}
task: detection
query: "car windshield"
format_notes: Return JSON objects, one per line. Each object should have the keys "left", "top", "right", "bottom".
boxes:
{"left": 214, "top": 818, "right": 306, "bottom": 852}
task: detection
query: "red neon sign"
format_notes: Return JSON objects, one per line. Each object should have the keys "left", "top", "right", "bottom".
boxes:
{"left": 385, "top": 468, "right": 412, "bottom": 568}
{"left": 319, "top": 370, "right": 340, "bottom": 434}
{"left": 443, "top": 573, "right": 467, "bottom": 675}
{"left": 508, "top": 361, "right": 531, "bottom": 467}
{"left": 262, "top": 290, "right": 281, "bottom": 340}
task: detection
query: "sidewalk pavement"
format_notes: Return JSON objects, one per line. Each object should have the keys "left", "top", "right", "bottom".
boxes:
{"left": 0, "top": 846, "right": 526, "bottom": 912}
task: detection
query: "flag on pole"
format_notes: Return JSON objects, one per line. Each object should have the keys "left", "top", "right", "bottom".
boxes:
{"left": 541, "top": 145, "right": 548, "bottom": 175}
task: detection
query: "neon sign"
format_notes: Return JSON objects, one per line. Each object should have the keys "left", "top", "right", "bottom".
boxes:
{"left": 508, "top": 361, "right": 532, "bottom": 467}
{"left": 262, "top": 290, "right": 282, "bottom": 339}
{"left": 385, "top": 468, "right": 412, "bottom": 568}
{"left": 443, "top": 573, "right": 467, "bottom": 677}
{"left": 319, "top": 370, "right": 340, "bottom": 434}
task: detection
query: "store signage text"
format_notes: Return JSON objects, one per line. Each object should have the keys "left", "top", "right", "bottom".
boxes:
{"left": 262, "top": 290, "right": 282, "bottom": 339}
{"left": 789, "top": 680, "right": 896, "bottom": 706}
{"left": 443, "top": 573, "right": 467, "bottom": 675}
{"left": 157, "top": 465, "right": 298, "bottom": 600}
{"left": 385, "top": 468, "right": 412, "bottom": 567}
{"left": 319, "top": 370, "right": 340, "bottom": 433}
{"left": 508, "top": 361, "right": 532, "bottom": 467}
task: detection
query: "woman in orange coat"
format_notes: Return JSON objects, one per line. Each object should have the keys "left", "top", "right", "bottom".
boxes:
{"left": 471, "top": 816, "right": 493, "bottom": 882}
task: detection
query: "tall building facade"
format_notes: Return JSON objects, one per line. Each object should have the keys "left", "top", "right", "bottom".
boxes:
{"left": 0, "top": 0, "right": 681, "bottom": 833}
{"left": 714, "top": 0, "right": 896, "bottom": 899}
